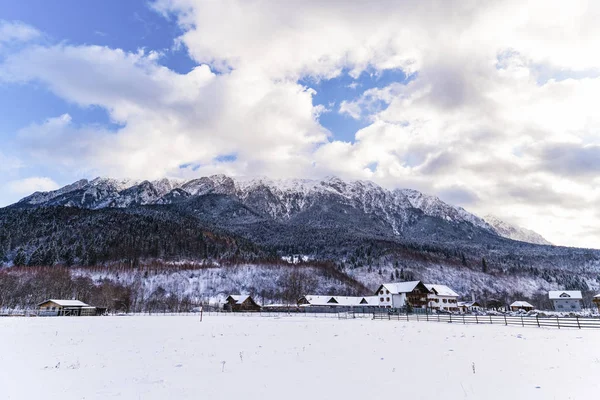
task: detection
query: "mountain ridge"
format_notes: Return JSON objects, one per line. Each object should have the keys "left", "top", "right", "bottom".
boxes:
{"left": 15, "top": 174, "right": 540, "bottom": 243}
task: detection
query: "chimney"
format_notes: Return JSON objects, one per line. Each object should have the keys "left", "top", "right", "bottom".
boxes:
{"left": 471, "top": 292, "right": 475, "bottom": 302}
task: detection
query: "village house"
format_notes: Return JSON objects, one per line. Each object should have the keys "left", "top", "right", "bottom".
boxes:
{"left": 298, "top": 295, "right": 380, "bottom": 310}
{"left": 593, "top": 294, "right": 600, "bottom": 311}
{"left": 374, "top": 281, "right": 430, "bottom": 309}
{"left": 457, "top": 301, "right": 482, "bottom": 313}
{"left": 37, "top": 299, "right": 97, "bottom": 316}
{"left": 224, "top": 295, "right": 261, "bottom": 312}
{"left": 425, "top": 284, "right": 460, "bottom": 311}
{"left": 510, "top": 301, "right": 534, "bottom": 312}
{"left": 549, "top": 290, "right": 583, "bottom": 311}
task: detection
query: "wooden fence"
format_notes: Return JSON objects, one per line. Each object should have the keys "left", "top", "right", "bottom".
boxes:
{"left": 372, "top": 312, "right": 600, "bottom": 329}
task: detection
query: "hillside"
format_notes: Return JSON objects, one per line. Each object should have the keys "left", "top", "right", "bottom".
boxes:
{"left": 2, "top": 175, "right": 600, "bottom": 305}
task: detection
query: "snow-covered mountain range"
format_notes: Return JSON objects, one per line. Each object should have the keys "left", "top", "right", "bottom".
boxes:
{"left": 14, "top": 175, "right": 548, "bottom": 245}
{"left": 484, "top": 215, "right": 552, "bottom": 246}
{"left": 3, "top": 174, "right": 599, "bottom": 303}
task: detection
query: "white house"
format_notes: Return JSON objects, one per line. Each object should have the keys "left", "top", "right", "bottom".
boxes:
{"left": 549, "top": 291, "right": 583, "bottom": 311}
{"left": 425, "top": 284, "right": 459, "bottom": 311}
{"left": 374, "top": 281, "right": 430, "bottom": 309}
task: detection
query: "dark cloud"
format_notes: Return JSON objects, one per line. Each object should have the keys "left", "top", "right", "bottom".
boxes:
{"left": 418, "top": 151, "right": 458, "bottom": 174}
{"left": 538, "top": 143, "right": 600, "bottom": 177}
{"left": 437, "top": 185, "right": 480, "bottom": 206}
{"left": 503, "top": 180, "right": 585, "bottom": 208}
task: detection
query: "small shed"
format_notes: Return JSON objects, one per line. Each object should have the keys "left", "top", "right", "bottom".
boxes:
{"left": 510, "top": 301, "right": 534, "bottom": 311}
{"left": 37, "top": 299, "right": 96, "bottom": 316}
{"left": 224, "top": 295, "right": 261, "bottom": 312}
{"left": 458, "top": 301, "right": 482, "bottom": 312}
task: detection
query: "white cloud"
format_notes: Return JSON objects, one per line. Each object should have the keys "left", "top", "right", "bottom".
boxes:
{"left": 0, "top": 150, "right": 22, "bottom": 172}
{"left": 0, "top": 20, "right": 40, "bottom": 45}
{"left": 3, "top": 1, "right": 600, "bottom": 247}
{"left": 6, "top": 177, "right": 59, "bottom": 195}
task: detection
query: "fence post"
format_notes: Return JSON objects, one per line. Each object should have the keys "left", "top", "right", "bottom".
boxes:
{"left": 463, "top": 315, "right": 466, "bottom": 324}
{"left": 504, "top": 315, "right": 507, "bottom": 326}
{"left": 406, "top": 313, "right": 409, "bottom": 322}
{"left": 417, "top": 313, "right": 419, "bottom": 322}
{"left": 577, "top": 316, "right": 581, "bottom": 329}
{"left": 489, "top": 315, "right": 492, "bottom": 324}
{"left": 475, "top": 315, "right": 478, "bottom": 324}
{"left": 426, "top": 313, "right": 429, "bottom": 322}
{"left": 521, "top": 316, "right": 524, "bottom": 327}
{"left": 449, "top": 314, "right": 452, "bottom": 323}
{"left": 437, "top": 314, "right": 440, "bottom": 323}
{"left": 536, "top": 315, "right": 540, "bottom": 328}
{"left": 557, "top": 316, "right": 560, "bottom": 329}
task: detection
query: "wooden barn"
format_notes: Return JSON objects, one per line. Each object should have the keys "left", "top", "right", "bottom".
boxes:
{"left": 594, "top": 294, "right": 600, "bottom": 311}
{"left": 224, "top": 295, "right": 261, "bottom": 312}
{"left": 37, "top": 299, "right": 97, "bottom": 316}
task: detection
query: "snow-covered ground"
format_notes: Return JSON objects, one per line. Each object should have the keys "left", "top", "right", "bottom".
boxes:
{"left": 2, "top": 315, "right": 600, "bottom": 399}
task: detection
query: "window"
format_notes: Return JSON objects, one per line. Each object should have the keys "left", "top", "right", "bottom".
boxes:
{"left": 571, "top": 305, "right": 576, "bottom": 309}
{"left": 558, "top": 304, "right": 563, "bottom": 308}
{"left": 380, "top": 290, "right": 384, "bottom": 295}
{"left": 52, "top": 307, "right": 56, "bottom": 311}
{"left": 386, "top": 297, "right": 390, "bottom": 302}
{"left": 380, "top": 297, "right": 384, "bottom": 302}
{"left": 386, "top": 290, "right": 389, "bottom": 294}
{"left": 443, "top": 299, "right": 447, "bottom": 303}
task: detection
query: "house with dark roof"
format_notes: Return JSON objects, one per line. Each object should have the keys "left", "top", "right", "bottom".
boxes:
{"left": 224, "top": 295, "right": 261, "bottom": 312}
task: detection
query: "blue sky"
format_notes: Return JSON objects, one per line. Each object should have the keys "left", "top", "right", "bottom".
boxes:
{"left": 2, "top": 1, "right": 600, "bottom": 248}
{"left": 0, "top": 0, "right": 408, "bottom": 193}
{"left": 0, "top": 1, "right": 192, "bottom": 134}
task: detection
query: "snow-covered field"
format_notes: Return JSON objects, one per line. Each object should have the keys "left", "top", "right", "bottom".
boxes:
{"left": 2, "top": 315, "right": 600, "bottom": 399}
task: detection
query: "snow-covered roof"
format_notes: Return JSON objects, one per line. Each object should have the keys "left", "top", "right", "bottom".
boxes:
{"left": 301, "top": 295, "right": 337, "bottom": 306}
{"left": 227, "top": 295, "right": 251, "bottom": 305}
{"left": 262, "top": 304, "right": 298, "bottom": 308}
{"left": 425, "top": 284, "right": 459, "bottom": 297}
{"left": 300, "top": 295, "right": 380, "bottom": 307}
{"left": 331, "top": 296, "right": 363, "bottom": 306}
{"left": 360, "top": 296, "right": 380, "bottom": 305}
{"left": 458, "top": 301, "right": 480, "bottom": 307}
{"left": 594, "top": 294, "right": 600, "bottom": 299}
{"left": 380, "top": 281, "right": 423, "bottom": 294}
{"left": 38, "top": 299, "right": 90, "bottom": 307}
{"left": 510, "top": 301, "right": 534, "bottom": 308}
{"left": 548, "top": 291, "right": 582, "bottom": 300}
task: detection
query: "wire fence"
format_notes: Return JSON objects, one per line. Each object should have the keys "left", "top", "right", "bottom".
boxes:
{"left": 372, "top": 311, "right": 600, "bottom": 329}
{"left": 4, "top": 307, "right": 599, "bottom": 329}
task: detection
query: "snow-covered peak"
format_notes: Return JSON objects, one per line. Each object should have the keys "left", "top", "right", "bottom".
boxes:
{"left": 395, "top": 188, "right": 492, "bottom": 232}
{"left": 484, "top": 215, "right": 552, "bottom": 246}
{"left": 89, "top": 177, "right": 139, "bottom": 191}
{"left": 10, "top": 174, "right": 554, "bottom": 245}
{"left": 17, "top": 179, "right": 89, "bottom": 205}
